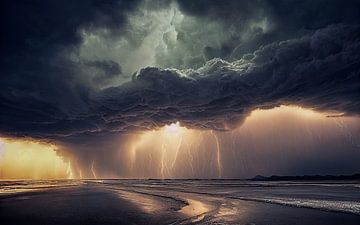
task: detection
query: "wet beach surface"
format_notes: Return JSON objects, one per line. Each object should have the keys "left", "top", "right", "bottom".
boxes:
{"left": 1, "top": 180, "right": 359, "bottom": 225}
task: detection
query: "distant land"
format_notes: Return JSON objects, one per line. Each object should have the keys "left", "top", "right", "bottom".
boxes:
{"left": 250, "top": 173, "right": 360, "bottom": 181}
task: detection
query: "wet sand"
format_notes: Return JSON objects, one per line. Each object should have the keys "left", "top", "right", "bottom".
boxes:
{"left": 1, "top": 180, "right": 359, "bottom": 225}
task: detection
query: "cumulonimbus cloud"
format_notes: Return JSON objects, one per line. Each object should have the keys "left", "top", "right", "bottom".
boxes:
{"left": 2, "top": 24, "right": 358, "bottom": 140}
{"left": 91, "top": 25, "right": 360, "bottom": 131}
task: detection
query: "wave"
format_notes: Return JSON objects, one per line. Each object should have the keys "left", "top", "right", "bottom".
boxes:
{"left": 231, "top": 196, "right": 360, "bottom": 215}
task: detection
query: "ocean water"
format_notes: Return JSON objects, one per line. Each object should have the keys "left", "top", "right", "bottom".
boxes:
{"left": 1, "top": 179, "right": 360, "bottom": 225}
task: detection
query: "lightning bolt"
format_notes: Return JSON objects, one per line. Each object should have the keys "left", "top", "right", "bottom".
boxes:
{"left": 171, "top": 133, "right": 183, "bottom": 169}
{"left": 199, "top": 131, "right": 205, "bottom": 174}
{"left": 148, "top": 153, "right": 153, "bottom": 172}
{"left": 211, "top": 131, "right": 222, "bottom": 178}
{"left": 160, "top": 144, "right": 166, "bottom": 179}
{"left": 129, "top": 144, "right": 137, "bottom": 173}
{"left": 91, "top": 159, "right": 97, "bottom": 179}
{"left": 79, "top": 169, "right": 83, "bottom": 179}
{"left": 187, "top": 140, "right": 194, "bottom": 176}
{"left": 231, "top": 130, "right": 236, "bottom": 159}
{"left": 66, "top": 160, "right": 74, "bottom": 179}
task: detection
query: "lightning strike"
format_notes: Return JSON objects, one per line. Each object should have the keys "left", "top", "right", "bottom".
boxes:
{"left": 171, "top": 134, "right": 183, "bottom": 169}
{"left": 66, "top": 160, "right": 74, "bottom": 179}
{"left": 187, "top": 141, "right": 195, "bottom": 176}
{"left": 211, "top": 131, "right": 222, "bottom": 178}
{"left": 129, "top": 144, "right": 138, "bottom": 172}
{"left": 91, "top": 159, "right": 97, "bottom": 179}
{"left": 160, "top": 144, "right": 166, "bottom": 179}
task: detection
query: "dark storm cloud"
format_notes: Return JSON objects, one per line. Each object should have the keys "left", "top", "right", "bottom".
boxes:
{"left": 92, "top": 24, "right": 360, "bottom": 132}
{"left": 0, "top": 0, "right": 141, "bottom": 138}
{"left": 1, "top": 24, "right": 359, "bottom": 139}
{"left": 177, "top": 0, "right": 360, "bottom": 27}
{"left": 176, "top": 0, "right": 360, "bottom": 60}
{"left": 0, "top": 0, "right": 359, "bottom": 179}
{"left": 0, "top": 0, "right": 359, "bottom": 141}
{"left": 82, "top": 60, "right": 122, "bottom": 86}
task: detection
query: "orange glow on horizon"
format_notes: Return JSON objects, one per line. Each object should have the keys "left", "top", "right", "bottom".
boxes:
{"left": 0, "top": 138, "right": 69, "bottom": 179}
{"left": 0, "top": 105, "right": 353, "bottom": 179}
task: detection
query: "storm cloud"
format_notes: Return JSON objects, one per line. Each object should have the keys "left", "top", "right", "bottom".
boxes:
{"left": 91, "top": 24, "right": 360, "bottom": 131}
{"left": 0, "top": 1, "right": 360, "bottom": 178}
{"left": 0, "top": 0, "right": 360, "bottom": 177}
{"left": 1, "top": 23, "right": 359, "bottom": 140}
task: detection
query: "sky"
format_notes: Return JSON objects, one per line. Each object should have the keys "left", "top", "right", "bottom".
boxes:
{"left": 0, "top": 0, "right": 359, "bottom": 179}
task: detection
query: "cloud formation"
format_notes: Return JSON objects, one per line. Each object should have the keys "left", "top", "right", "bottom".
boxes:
{"left": 0, "top": 0, "right": 360, "bottom": 178}
{"left": 1, "top": 24, "right": 359, "bottom": 140}
{"left": 0, "top": 0, "right": 359, "bottom": 140}
{"left": 93, "top": 24, "right": 360, "bottom": 131}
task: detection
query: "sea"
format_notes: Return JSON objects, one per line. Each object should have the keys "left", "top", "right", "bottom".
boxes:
{"left": 1, "top": 179, "right": 359, "bottom": 225}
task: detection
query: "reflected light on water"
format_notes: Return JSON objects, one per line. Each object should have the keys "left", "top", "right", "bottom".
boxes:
{"left": 179, "top": 198, "right": 212, "bottom": 222}
{"left": 116, "top": 190, "right": 164, "bottom": 213}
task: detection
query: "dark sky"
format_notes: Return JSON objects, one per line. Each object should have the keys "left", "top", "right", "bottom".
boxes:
{"left": 0, "top": 0, "right": 359, "bottom": 178}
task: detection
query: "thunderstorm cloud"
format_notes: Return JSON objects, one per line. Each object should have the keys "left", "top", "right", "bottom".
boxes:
{"left": 1, "top": 0, "right": 360, "bottom": 178}
{"left": 0, "top": 1, "right": 360, "bottom": 178}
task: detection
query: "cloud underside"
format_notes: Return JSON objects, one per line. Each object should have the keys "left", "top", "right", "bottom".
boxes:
{"left": 1, "top": 24, "right": 359, "bottom": 140}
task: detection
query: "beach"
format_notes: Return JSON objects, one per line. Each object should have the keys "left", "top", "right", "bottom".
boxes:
{"left": 1, "top": 180, "right": 359, "bottom": 225}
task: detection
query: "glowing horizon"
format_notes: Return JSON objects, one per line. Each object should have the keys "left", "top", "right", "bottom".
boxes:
{"left": 1, "top": 105, "right": 358, "bottom": 180}
{"left": 0, "top": 138, "right": 69, "bottom": 179}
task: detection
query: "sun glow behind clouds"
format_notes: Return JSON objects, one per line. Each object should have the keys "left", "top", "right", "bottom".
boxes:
{"left": 164, "top": 121, "right": 182, "bottom": 133}
{"left": 0, "top": 138, "right": 69, "bottom": 179}
{"left": 248, "top": 105, "right": 329, "bottom": 120}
